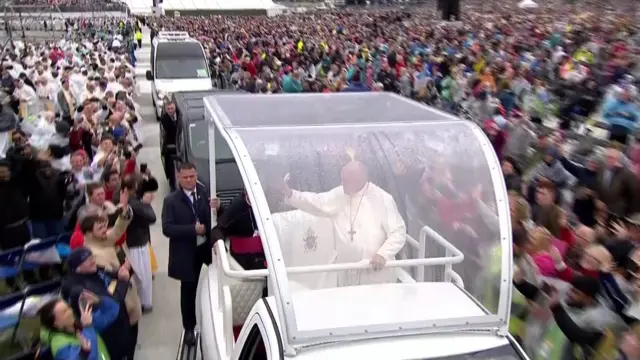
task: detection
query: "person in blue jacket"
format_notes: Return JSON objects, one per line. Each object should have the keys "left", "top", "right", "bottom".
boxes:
{"left": 38, "top": 292, "right": 119, "bottom": 360}
{"left": 601, "top": 88, "right": 640, "bottom": 145}
{"left": 342, "top": 70, "right": 370, "bottom": 93}
{"left": 281, "top": 70, "right": 303, "bottom": 93}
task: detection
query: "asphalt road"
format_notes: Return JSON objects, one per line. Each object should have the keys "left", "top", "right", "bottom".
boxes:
{"left": 131, "top": 30, "right": 182, "bottom": 360}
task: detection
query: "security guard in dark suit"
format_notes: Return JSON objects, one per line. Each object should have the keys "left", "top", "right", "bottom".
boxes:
{"left": 161, "top": 162, "right": 216, "bottom": 346}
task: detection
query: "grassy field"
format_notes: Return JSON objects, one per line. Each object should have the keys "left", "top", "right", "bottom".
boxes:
{"left": 0, "top": 317, "right": 41, "bottom": 359}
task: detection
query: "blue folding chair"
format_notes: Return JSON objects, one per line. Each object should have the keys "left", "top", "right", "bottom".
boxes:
{"left": 0, "top": 247, "right": 24, "bottom": 280}
{"left": 0, "top": 247, "right": 24, "bottom": 295}
{"left": 18, "top": 237, "right": 63, "bottom": 273}
{"left": 54, "top": 233, "right": 71, "bottom": 260}
{"left": 0, "top": 292, "right": 24, "bottom": 335}
{"left": 10, "top": 279, "right": 61, "bottom": 345}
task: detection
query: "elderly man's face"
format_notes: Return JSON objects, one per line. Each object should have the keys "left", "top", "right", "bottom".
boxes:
{"left": 341, "top": 161, "right": 368, "bottom": 196}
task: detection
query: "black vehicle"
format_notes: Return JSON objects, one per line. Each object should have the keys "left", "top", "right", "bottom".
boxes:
{"left": 161, "top": 90, "right": 244, "bottom": 207}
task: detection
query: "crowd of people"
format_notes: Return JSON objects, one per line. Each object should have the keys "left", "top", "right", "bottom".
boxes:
{"left": 16, "top": 0, "right": 128, "bottom": 12}
{"left": 150, "top": 1, "right": 640, "bottom": 358}
{"left": 151, "top": 1, "right": 639, "bottom": 137}
{"left": 0, "top": 16, "right": 159, "bottom": 360}
{"left": 0, "top": 0, "right": 640, "bottom": 358}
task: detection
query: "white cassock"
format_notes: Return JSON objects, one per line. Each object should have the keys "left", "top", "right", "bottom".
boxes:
{"left": 286, "top": 182, "right": 406, "bottom": 286}
{"left": 14, "top": 85, "right": 38, "bottom": 118}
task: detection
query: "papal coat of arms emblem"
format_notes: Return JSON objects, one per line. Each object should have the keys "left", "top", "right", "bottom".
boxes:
{"left": 303, "top": 227, "right": 318, "bottom": 252}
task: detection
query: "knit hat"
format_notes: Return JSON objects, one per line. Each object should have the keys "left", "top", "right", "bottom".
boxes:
{"left": 66, "top": 247, "right": 93, "bottom": 272}
{"left": 139, "top": 176, "right": 159, "bottom": 194}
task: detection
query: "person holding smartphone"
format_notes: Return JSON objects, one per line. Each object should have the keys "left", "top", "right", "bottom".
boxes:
{"left": 122, "top": 174, "right": 157, "bottom": 314}
{"left": 38, "top": 293, "right": 118, "bottom": 360}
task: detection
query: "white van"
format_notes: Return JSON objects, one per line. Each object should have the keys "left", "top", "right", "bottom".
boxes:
{"left": 146, "top": 31, "right": 212, "bottom": 120}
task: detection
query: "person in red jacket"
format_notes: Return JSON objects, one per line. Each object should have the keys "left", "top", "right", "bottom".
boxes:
{"left": 550, "top": 243, "right": 608, "bottom": 282}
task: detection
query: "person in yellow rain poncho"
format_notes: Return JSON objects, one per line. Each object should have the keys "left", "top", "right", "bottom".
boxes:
{"left": 473, "top": 57, "right": 486, "bottom": 74}
{"left": 320, "top": 41, "right": 329, "bottom": 53}
{"left": 573, "top": 47, "right": 594, "bottom": 64}
{"left": 135, "top": 30, "right": 143, "bottom": 49}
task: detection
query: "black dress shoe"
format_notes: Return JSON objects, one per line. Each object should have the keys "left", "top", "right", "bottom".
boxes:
{"left": 184, "top": 330, "right": 196, "bottom": 346}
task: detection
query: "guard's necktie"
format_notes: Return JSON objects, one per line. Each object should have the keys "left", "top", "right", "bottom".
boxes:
{"left": 190, "top": 191, "right": 198, "bottom": 217}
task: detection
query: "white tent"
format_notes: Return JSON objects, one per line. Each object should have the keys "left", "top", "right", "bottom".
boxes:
{"left": 517, "top": 0, "right": 539, "bottom": 9}
{"left": 162, "top": 0, "right": 287, "bottom": 15}
{"left": 123, "top": 0, "right": 154, "bottom": 14}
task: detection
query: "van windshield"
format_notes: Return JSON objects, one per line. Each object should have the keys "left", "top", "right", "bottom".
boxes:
{"left": 188, "top": 121, "right": 233, "bottom": 161}
{"left": 155, "top": 42, "right": 209, "bottom": 79}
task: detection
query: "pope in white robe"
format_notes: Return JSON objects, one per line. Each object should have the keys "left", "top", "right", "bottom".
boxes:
{"left": 283, "top": 160, "right": 407, "bottom": 286}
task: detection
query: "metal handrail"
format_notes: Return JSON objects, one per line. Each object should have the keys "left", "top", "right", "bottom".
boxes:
{"left": 214, "top": 226, "right": 464, "bottom": 280}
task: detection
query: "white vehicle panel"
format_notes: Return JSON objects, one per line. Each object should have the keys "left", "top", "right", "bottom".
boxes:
{"left": 154, "top": 78, "right": 213, "bottom": 94}
{"left": 290, "top": 282, "right": 486, "bottom": 333}
{"left": 288, "top": 332, "right": 511, "bottom": 360}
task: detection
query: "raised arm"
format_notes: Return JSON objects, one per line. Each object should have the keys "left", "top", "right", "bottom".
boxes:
{"left": 285, "top": 186, "right": 344, "bottom": 218}
{"left": 106, "top": 206, "right": 132, "bottom": 245}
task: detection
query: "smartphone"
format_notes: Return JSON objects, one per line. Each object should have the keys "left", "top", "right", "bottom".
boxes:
{"left": 78, "top": 295, "right": 89, "bottom": 310}
{"left": 540, "top": 282, "right": 555, "bottom": 296}
{"left": 140, "top": 163, "right": 148, "bottom": 174}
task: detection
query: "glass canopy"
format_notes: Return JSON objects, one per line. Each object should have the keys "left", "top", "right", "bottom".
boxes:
{"left": 204, "top": 93, "right": 511, "bottom": 345}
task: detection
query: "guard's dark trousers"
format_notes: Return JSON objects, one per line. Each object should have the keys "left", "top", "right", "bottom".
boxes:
{"left": 180, "top": 243, "right": 209, "bottom": 331}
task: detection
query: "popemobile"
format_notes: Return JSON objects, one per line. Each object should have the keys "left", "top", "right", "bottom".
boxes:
{"left": 189, "top": 92, "right": 524, "bottom": 360}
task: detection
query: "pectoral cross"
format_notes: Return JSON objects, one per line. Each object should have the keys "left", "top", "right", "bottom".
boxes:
{"left": 348, "top": 229, "right": 356, "bottom": 242}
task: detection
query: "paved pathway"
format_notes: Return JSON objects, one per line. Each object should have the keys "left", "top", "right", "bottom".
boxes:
{"left": 132, "top": 29, "right": 182, "bottom": 360}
